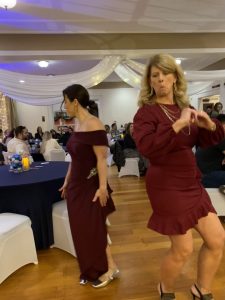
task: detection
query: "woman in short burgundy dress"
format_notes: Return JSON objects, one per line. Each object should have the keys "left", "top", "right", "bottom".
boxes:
{"left": 133, "top": 54, "right": 225, "bottom": 300}
{"left": 59, "top": 84, "right": 119, "bottom": 288}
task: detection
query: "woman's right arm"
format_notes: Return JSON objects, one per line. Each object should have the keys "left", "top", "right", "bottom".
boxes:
{"left": 133, "top": 106, "right": 179, "bottom": 159}
{"left": 59, "top": 162, "right": 72, "bottom": 199}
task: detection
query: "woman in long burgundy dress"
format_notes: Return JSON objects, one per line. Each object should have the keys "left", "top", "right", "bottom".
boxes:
{"left": 133, "top": 54, "right": 225, "bottom": 300}
{"left": 59, "top": 84, "right": 119, "bottom": 288}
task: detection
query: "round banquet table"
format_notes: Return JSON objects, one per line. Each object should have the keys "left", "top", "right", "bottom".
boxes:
{"left": 0, "top": 161, "right": 69, "bottom": 249}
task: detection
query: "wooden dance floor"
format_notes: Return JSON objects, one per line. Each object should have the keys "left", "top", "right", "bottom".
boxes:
{"left": 0, "top": 166, "right": 225, "bottom": 300}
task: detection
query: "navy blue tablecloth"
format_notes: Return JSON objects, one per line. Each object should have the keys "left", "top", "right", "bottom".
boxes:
{"left": 0, "top": 161, "right": 69, "bottom": 249}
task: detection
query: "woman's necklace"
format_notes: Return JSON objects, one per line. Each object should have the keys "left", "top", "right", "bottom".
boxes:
{"left": 158, "top": 104, "right": 191, "bottom": 136}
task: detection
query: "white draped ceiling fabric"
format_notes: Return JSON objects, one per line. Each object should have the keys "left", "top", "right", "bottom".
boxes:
{"left": 0, "top": 56, "right": 225, "bottom": 106}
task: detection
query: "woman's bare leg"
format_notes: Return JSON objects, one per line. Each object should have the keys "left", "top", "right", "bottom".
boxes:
{"left": 191, "top": 213, "right": 225, "bottom": 297}
{"left": 160, "top": 230, "right": 193, "bottom": 293}
{"left": 106, "top": 244, "right": 118, "bottom": 270}
{"left": 93, "top": 244, "right": 118, "bottom": 287}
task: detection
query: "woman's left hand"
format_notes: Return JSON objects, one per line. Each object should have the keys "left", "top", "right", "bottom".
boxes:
{"left": 92, "top": 187, "right": 109, "bottom": 207}
{"left": 195, "top": 110, "right": 216, "bottom": 131}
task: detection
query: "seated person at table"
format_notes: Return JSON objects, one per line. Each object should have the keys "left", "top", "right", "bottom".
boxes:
{"left": 3, "top": 128, "right": 14, "bottom": 146}
{"left": 105, "top": 124, "right": 115, "bottom": 147}
{"left": 28, "top": 131, "right": 34, "bottom": 140}
{"left": 58, "top": 126, "right": 71, "bottom": 146}
{"left": 40, "top": 131, "right": 64, "bottom": 161}
{"left": 123, "top": 122, "right": 147, "bottom": 175}
{"left": 50, "top": 129, "right": 61, "bottom": 139}
{"left": 34, "top": 126, "right": 43, "bottom": 140}
{"left": 110, "top": 122, "right": 120, "bottom": 141}
{"left": 205, "top": 104, "right": 213, "bottom": 117}
{"left": 7, "top": 126, "right": 30, "bottom": 156}
{"left": 0, "top": 128, "right": 3, "bottom": 143}
{"left": 0, "top": 142, "right": 7, "bottom": 165}
{"left": 211, "top": 102, "right": 223, "bottom": 118}
{"left": 195, "top": 114, "right": 225, "bottom": 187}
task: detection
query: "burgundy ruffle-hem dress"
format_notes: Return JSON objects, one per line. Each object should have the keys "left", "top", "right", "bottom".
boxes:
{"left": 133, "top": 104, "right": 224, "bottom": 235}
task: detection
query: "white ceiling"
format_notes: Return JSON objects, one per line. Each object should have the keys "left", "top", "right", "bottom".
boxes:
{"left": 1, "top": 0, "right": 225, "bottom": 34}
{"left": 1, "top": 0, "right": 225, "bottom": 79}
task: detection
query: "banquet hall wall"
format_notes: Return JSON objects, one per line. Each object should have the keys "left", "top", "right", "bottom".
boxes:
{"left": 13, "top": 86, "right": 213, "bottom": 135}
{"left": 15, "top": 88, "right": 139, "bottom": 134}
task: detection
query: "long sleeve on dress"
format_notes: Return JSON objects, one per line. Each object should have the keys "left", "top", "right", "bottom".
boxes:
{"left": 197, "top": 119, "right": 225, "bottom": 148}
{"left": 133, "top": 105, "right": 179, "bottom": 160}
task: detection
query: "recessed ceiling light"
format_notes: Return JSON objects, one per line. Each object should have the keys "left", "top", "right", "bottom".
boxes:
{"left": 19, "top": 80, "right": 25, "bottom": 83}
{"left": 38, "top": 61, "right": 49, "bottom": 68}
{"left": 175, "top": 58, "right": 181, "bottom": 65}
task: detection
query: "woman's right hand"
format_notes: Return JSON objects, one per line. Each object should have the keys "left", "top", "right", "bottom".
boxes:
{"left": 58, "top": 181, "right": 68, "bottom": 199}
{"left": 179, "top": 107, "right": 197, "bottom": 125}
{"left": 173, "top": 107, "right": 197, "bottom": 133}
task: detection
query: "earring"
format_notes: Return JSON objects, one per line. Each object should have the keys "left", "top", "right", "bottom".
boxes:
{"left": 149, "top": 86, "right": 154, "bottom": 97}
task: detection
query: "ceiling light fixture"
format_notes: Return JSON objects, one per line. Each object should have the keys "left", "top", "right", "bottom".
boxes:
{"left": 175, "top": 58, "right": 182, "bottom": 65}
{"left": 19, "top": 80, "right": 25, "bottom": 83}
{"left": 0, "top": 0, "right": 17, "bottom": 9}
{"left": 38, "top": 61, "right": 49, "bottom": 68}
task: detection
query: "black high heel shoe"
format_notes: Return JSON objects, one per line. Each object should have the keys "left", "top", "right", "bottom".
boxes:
{"left": 190, "top": 284, "right": 213, "bottom": 300}
{"left": 158, "top": 283, "right": 176, "bottom": 299}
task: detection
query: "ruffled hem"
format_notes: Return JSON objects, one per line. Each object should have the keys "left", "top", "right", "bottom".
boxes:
{"left": 148, "top": 200, "right": 216, "bottom": 235}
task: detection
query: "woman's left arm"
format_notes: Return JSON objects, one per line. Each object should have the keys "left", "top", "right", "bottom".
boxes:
{"left": 92, "top": 145, "right": 109, "bottom": 207}
{"left": 195, "top": 110, "right": 225, "bottom": 147}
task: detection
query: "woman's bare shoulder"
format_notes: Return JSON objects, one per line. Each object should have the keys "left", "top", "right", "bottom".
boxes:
{"left": 86, "top": 116, "right": 105, "bottom": 131}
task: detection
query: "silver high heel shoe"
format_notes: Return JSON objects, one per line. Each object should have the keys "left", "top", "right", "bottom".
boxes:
{"left": 92, "top": 269, "right": 120, "bottom": 288}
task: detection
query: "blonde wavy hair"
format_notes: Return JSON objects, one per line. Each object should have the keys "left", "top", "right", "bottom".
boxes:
{"left": 138, "top": 54, "right": 189, "bottom": 109}
{"left": 40, "top": 131, "right": 52, "bottom": 154}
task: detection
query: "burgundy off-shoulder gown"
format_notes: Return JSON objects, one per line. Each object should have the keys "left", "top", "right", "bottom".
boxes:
{"left": 66, "top": 130, "right": 115, "bottom": 281}
{"left": 133, "top": 104, "right": 224, "bottom": 235}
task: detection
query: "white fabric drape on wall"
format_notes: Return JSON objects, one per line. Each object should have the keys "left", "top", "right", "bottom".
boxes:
{"left": 114, "top": 64, "right": 142, "bottom": 89}
{"left": 0, "top": 56, "right": 225, "bottom": 105}
{"left": 0, "top": 56, "right": 122, "bottom": 105}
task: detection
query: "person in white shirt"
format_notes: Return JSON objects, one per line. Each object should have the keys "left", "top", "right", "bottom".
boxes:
{"left": 7, "top": 126, "right": 30, "bottom": 155}
{"left": 40, "top": 131, "right": 64, "bottom": 161}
